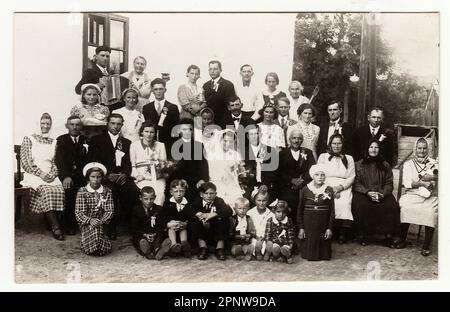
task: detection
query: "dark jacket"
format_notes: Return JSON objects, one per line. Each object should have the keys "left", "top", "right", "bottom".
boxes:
{"left": 160, "top": 200, "right": 195, "bottom": 226}
{"left": 142, "top": 100, "right": 180, "bottom": 151}
{"left": 130, "top": 203, "right": 164, "bottom": 240}
{"left": 317, "top": 120, "right": 354, "bottom": 156}
{"left": 87, "top": 130, "right": 132, "bottom": 176}
{"left": 219, "top": 113, "right": 255, "bottom": 130}
{"left": 203, "top": 77, "right": 236, "bottom": 122}
{"left": 191, "top": 196, "right": 233, "bottom": 220}
{"left": 75, "top": 65, "right": 105, "bottom": 95}
{"left": 55, "top": 134, "right": 89, "bottom": 186}
{"left": 353, "top": 124, "right": 394, "bottom": 166}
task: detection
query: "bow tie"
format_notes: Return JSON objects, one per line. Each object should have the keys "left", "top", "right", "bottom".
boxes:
{"left": 330, "top": 121, "right": 339, "bottom": 127}
{"left": 232, "top": 117, "right": 241, "bottom": 122}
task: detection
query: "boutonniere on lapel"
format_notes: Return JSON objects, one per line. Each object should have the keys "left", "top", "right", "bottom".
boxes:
{"left": 96, "top": 195, "right": 107, "bottom": 208}
{"left": 300, "top": 152, "right": 308, "bottom": 160}
{"left": 151, "top": 215, "right": 156, "bottom": 227}
{"left": 379, "top": 134, "right": 387, "bottom": 142}
{"left": 82, "top": 143, "right": 89, "bottom": 154}
{"left": 116, "top": 137, "right": 123, "bottom": 151}
{"left": 158, "top": 107, "right": 169, "bottom": 127}
{"left": 314, "top": 191, "right": 332, "bottom": 202}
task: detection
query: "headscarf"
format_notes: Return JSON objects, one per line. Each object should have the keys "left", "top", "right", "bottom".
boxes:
{"left": 362, "top": 138, "right": 388, "bottom": 171}
{"left": 326, "top": 133, "right": 348, "bottom": 169}
{"left": 413, "top": 137, "right": 429, "bottom": 164}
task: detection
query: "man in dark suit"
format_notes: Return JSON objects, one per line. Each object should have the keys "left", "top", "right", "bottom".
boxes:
{"left": 353, "top": 107, "right": 395, "bottom": 166}
{"left": 75, "top": 46, "right": 111, "bottom": 95}
{"left": 142, "top": 78, "right": 180, "bottom": 154}
{"left": 317, "top": 101, "right": 354, "bottom": 157}
{"left": 277, "top": 129, "right": 315, "bottom": 224}
{"left": 240, "top": 124, "right": 278, "bottom": 201}
{"left": 55, "top": 116, "right": 89, "bottom": 235}
{"left": 88, "top": 113, "right": 140, "bottom": 239}
{"left": 219, "top": 96, "right": 255, "bottom": 130}
{"left": 203, "top": 60, "right": 236, "bottom": 122}
{"left": 168, "top": 118, "right": 209, "bottom": 201}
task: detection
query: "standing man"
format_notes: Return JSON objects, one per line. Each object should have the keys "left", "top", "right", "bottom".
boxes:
{"left": 203, "top": 60, "right": 236, "bottom": 122}
{"left": 219, "top": 96, "right": 255, "bottom": 131}
{"left": 55, "top": 116, "right": 89, "bottom": 235}
{"left": 287, "top": 81, "right": 310, "bottom": 121}
{"left": 276, "top": 97, "right": 298, "bottom": 147}
{"left": 142, "top": 78, "right": 180, "bottom": 153}
{"left": 317, "top": 101, "right": 354, "bottom": 156}
{"left": 88, "top": 113, "right": 140, "bottom": 239}
{"left": 354, "top": 107, "right": 395, "bottom": 165}
{"left": 235, "top": 64, "right": 263, "bottom": 120}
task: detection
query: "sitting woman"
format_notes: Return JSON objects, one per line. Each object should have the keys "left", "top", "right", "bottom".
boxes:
{"left": 257, "top": 103, "right": 286, "bottom": 150}
{"left": 113, "top": 88, "right": 145, "bottom": 142}
{"left": 120, "top": 56, "right": 153, "bottom": 112}
{"left": 20, "top": 113, "right": 65, "bottom": 240}
{"left": 352, "top": 139, "right": 401, "bottom": 247}
{"left": 287, "top": 103, "right": 320, "bottom": 160}
{"left": 317, "top": 134, "right": 355, "bottom": 244}
{"left": 70, "top": 84, "right": 110, "bottom": 139}
{"left": 399, "top": 138, "right": 438, "bottom": 256}
{"left": 130, "top": 121, "right": 167, "bottom": 206}
{"left": 177, "top": 64, "right": 207, "bottom": 120}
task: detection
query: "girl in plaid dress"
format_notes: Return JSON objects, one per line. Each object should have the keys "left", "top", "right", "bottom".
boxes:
{"left": 263, "top": 200, "right": 295, "bottom": 263}
{"left": 20, "top": 113, "right": 66, "bottom": 240}
{"left": 75, "top": 163, "right": 114, "bottom": 256}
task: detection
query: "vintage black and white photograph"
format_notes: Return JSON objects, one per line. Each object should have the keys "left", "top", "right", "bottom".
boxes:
{"left": 12, "top": 10, "right": 440, "bottom": 284}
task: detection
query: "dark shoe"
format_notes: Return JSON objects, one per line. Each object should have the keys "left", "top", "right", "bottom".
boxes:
{"left": 51, "top": 227, "right": 65, "bottom": 241}
{"left": 263, "top": 252, "right": 271, "bottom": 262}
{"left": 145, "top": 252, "right": 155, "bottom": 260}
{"left": 421, "top": 249, "right": 432, "bottom": 257}
{"left": 170, "top": 243, "right": 182, "bottom": 254}
{"left": 139, "top": 239, "right": 151, "bottom": 256}
{"left": 181, "top": 241, "right": 191, "bottom": 258}
{"left": 198, "top": 248, "right": 208, "bottom": 260}
{"left": 155, "top": 239, "right": 172, "bottom": 260}
{"left": 244, "top": 253, "right": 253, "bottom": 261}
{"left": 338, "top": 235, "right": 346, "bottom": 244}
{"left": 216, "top": 248, "right": 226, "bottom": 261}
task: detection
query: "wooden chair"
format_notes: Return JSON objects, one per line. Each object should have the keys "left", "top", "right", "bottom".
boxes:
{"left": 14, "top": 145, "right": 31, "bottom": 222}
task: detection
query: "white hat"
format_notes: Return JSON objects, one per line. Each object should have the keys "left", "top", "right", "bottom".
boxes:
{"left": 83, "top": 162, "right": 107, "bottom": 177}
{"left": 81, "top": 83, "right": 102, "bottom": 93}
{"left": 309, "top": 164, "right": 329, "bottom": 178}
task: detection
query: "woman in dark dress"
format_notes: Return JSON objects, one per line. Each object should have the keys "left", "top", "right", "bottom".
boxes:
{"left": 297, "top": 164, "right": 335, "bottom": 261}
{"left": 352, "top": 139, "right": 401, "bottom": 247}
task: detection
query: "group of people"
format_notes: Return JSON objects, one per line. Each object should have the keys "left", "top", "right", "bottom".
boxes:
{"left": 18, "top": 45, "right": 438, "bottom": 263}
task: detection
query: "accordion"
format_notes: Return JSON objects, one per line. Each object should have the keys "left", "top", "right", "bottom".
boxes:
{"left": 99, "top": 74, "right": 122, "bottom": 106}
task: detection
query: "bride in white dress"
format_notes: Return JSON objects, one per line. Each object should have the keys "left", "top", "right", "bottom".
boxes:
{"left": 207, "top": 129, "right": 245, "bottom": 205}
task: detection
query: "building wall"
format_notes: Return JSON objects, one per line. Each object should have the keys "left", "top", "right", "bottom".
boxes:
{"left": 14, "top": 13, "right": 296, "bottom": 143}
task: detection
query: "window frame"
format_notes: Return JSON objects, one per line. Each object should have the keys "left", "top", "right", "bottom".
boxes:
{"left": 82, "top": 13, "right": 129, "bottom": 74}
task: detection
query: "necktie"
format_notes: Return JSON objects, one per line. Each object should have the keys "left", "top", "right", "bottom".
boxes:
{"left": 156, "top": 102, "right": 161, "bottom": 115}
{"left": 101, "top": 67, "right": 108, "bottom": 75}
{"left": 73, "top": 137, "right": 78, "bottom": 144}
{"left": 281, "top": 117, "right": 286, "bottom": 128}
{"left": 330, "top": 121, "right": 336, "bottom": 127}
{"left": 372, "top": 129, "right": 376, "bottom": 137}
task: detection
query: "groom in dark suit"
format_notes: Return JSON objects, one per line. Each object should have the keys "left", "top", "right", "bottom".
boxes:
{"left": 142, "top": 78, "right": 180, "bottom": 155}
{"left": 203, "top": 60, "right": 236, "bottom": 122}
{"left": 55, "top": 116, "right": 89, "bottom": 235}
{"left": 219, "top": 96, "right": 255, "bottom": 130}
{"left": 88, "top": 113, "right": 140, "bottom": 239}
{"left": 353, "top": 107, "right": 395, "bottom": 166}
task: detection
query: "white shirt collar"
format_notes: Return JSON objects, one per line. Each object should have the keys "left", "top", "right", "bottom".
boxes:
{"left": 203, "top": 200, "right": 213, "bottom": 207}
{"left": 232, "top": 113, "right": 242, "bottom": 119}
{"left": 330, "top": 118, "right": 341, "bottom": 126}
{"left": 155, "top": 99, "right": 166, "bottom": 105}
{"left": 170, "top": 197, "right": 188, "bottom": 210}
{"left": 272, "top": 216, "right": 288, "bottom": 225}
{"left": 96, "top": 64, "right": 108, "bottom": 74}
{"left": 71, "top": 135, "right": 80, "bottom": 143}
{"left": 212, "top": 77, "right": 221, "bottom": 84}
{"left": 369, "top": 125, "right": 380, "bottom": 134}
{"left": 86, "top": 184, "right": 104, "bottom": 193}
{"left": 108, "top": 131, "right": 119, "bottom": 145}
{"left": 291, "top": 149, "right": 300, "bottom": 159}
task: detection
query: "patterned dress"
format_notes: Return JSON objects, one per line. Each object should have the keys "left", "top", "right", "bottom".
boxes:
{"left": 70, "top": 103, "right": 110, "bottom": 139}
{"left": 264, "top": 216, "right": 295, "bottom": 247}
{"left": 298, "top": 184, "right": 335, "bottom": 261}
{"left": 20, "top": 134, "right": 65, "bottom": 214}
{"left": 258, "top": 123, "right": 286, "bottom": 150}
{"left": 75, "top": 185, "right": 114, "bottom": 255}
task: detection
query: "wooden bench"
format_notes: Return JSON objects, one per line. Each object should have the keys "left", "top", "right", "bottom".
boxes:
{"left": 14, "top": 145, "right": 31, "bottom": 222}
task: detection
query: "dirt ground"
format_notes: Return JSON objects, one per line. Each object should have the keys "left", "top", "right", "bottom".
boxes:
{"left": 15, "top": 221, "right": 437, "bottom": 284}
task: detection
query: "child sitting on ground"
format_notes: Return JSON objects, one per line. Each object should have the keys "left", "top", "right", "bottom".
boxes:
{"left": 246, "top": 185, "right": 275, "bottom": 260}
{"left": 75, "top": 162, "right": 114, "bottom": 256}
{"left": 263, "top": 200, "right": 295, "bottom": 263}
{"left": 131, "top": 186, "right": 172, "bottom": 260}
{"left": 229, "top": 197, "right": 256, "bottom": 261}
{"left": 160, "top": 179, "right": 193, "bottom": 257}
{"left": 190, "top": 182, "right": 233, "bottom": 261}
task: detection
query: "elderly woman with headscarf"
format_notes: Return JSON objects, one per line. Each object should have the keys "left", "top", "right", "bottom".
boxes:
{"left": 352, "top": 139, "right": 401, "bottom": 247}
{"left": 120, "top": 56, "right": 153, "bottom": 112}
{"left": 317, "top": 133, "right": 355, "bottom": 244}
{"left": 297, "top": 164, "right": 335, "bottom": 261}
{"left": 20, "top": 113, "right": 66, "bottom": 240}
{"left": 398, "top": 138, "right": 438, "bottom": 256}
